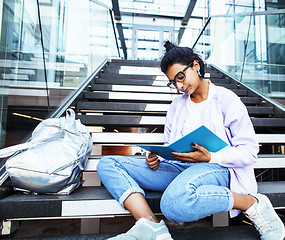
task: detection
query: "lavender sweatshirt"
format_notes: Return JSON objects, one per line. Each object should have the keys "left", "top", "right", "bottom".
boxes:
{"left": 163, "top": 82, "right": 259, "bottom": 217}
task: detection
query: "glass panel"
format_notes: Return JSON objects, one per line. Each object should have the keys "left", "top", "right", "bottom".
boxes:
{"left": 0, "top": 0, "right": 119, "bottom": 182}
{"left": 40, "top": 1, "right": 118, "bottom": 88}
{"left": 193, "top": 11, "right": 285, "bottom": 105}
{"left": 0, "top": 0, "right": 118, "bottom": 146}
{"left": 0, "top": 0, "right": 48, "bottom": 149}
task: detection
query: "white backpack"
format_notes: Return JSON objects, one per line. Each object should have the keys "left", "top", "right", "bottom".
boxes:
{"left": 0, "top": 109, "right": 92, "bottom": 194}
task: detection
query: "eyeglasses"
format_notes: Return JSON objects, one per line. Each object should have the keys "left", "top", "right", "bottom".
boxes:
{"left": 167, "top": 62, "right": 193, "bottom": 89}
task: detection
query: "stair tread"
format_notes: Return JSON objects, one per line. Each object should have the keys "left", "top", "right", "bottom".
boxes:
{"left": 90, "top": 83, "right": 240, "bottom": 92}
{"left": 77, "top": 115, "right": 284, "bottom": 128}
{"left": 2, "top": 181, "right": 285, "bottom": 202}
{"left": 77, "top": 102, "right": 272, "bottom": 115}
{"left": 1, "top": 182, "right": 284, "bottom": 220}
{"left": 94, "top": 78, "right": 232, "bottom": 85}
{"left": 99, "top": 72, "right": 223, "bottom": 79}
{"left": 84, "top": 92, "right": 256, "bottom": 103}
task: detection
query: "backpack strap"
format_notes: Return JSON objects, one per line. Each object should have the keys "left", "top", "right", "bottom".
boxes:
{"left": 0, "top": 109, "right": 76, "bottom": 159}
{"left": 0, "top": 141, "right": 38, "bottom": 158}
{"left": 0, "top": 129, "right": 63, "bottom": 159}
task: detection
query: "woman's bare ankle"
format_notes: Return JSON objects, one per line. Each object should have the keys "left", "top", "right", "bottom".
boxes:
{"left": 232, "top": 192, "right": 258, "bottom": 211}
{"left": 245, "top": 195, "right": 258, "bottom": 211}
{"left": 145, "top": 215, "right": 159, "bottom": 223}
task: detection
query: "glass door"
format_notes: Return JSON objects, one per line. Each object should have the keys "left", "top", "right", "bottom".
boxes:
{"left": 132, "top": 26, "right": 174, "bottom": 60}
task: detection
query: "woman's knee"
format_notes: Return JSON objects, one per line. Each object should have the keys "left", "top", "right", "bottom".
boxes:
{"left": 160, "top": 191, "right": 177, "bottom": 222}
{"left": 97, "top": 155, "right": 133, "bottom": 176}
{"left": 97, "top": 156, "right": 115, "bottom": 174}
{"left": 160, "top": 184, "right": 198, "bottom": 223}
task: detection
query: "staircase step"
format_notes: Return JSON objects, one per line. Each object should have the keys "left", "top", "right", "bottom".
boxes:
{"left": 208, "top": 77, "right": 232, "bottom": 83}
{"left": 109, "top": 59, "right": 215, "bottom": 71}
{"left": 99, "top": 73, "right": 161, "bottom": 80}
{"left": 0, "top": 186, "right": 161, "bottom": 219}
{"left": 104, "top": 65, "right": 221, "bottom": 75}
{"left": 247, "top": 106, "right": 274, "bottom": 115}
{"left": 77, "top": 102, "right": 273, "bottom": 116}
{"left": 90, "top": 84, "right": 244, "bottom": 94}
{"left": 110, "top": 59, "right": 160, "bottom": 67}
{"left": 108, "top": 60, "right": 216, "bottom": 73}
{"left": 94, "top": 78, "right": 234, "bottom": 86}
{"left": 77, "top": 114, "right": 166, "bottom": 126}
{"left": 14, "top": 225, "right": 260, "bottom": 240}
{"left": 86, "top": 154, "right": 285, "bottom": 171}
{"left": 1, "top": 182, "right": 284, "bottom": 220}
{"left": 251, "top": 118, "right": 285, "bottom": 128}
{"left": 241, "top": 97, "right": 260, "bottom": 105}
{"left": 150, "top": 226, "right": 259, "bottom": 240}
{"left": 84, "top": 91, "right": 178, "bottom": 103}
{"left": 99, "top": 72, "right": 224, "bottom": 80}
{"left": 77, "top": 114, "right": 284, "bottom": 128}
{"left": 89, "top": 133, "right": 285, "bottom": 145}
{"left": 90, "top": 84, "right": 177, "bottom": 93}
{"left": 84, "top": 92, "right": 256, "bottom": 104}
{"left": 77, "top": 101, "right": 170, "bottom": 113}
{"left": 94, "top": 78, "right": 167, "bottom": 86}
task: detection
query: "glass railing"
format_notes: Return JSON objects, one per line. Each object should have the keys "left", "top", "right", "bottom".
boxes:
{"left": 192, "top": 10, "right": 285, "bottom": 107}
{"left": 0, "top": 0, "right": 120, "bottom": 184}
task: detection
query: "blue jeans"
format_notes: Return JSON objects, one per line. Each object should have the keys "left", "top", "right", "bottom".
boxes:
{"left": 97, "top": 156, "right": 234, "bottom": 223}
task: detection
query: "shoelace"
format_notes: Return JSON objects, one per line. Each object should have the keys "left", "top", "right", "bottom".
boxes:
{"left": 247, "top": 211, "right": 272, "bottom": 234}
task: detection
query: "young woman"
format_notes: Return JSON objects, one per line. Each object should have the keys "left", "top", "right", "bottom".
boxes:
{"left": 97, "top": 41, "right": 284, "bottom": 240}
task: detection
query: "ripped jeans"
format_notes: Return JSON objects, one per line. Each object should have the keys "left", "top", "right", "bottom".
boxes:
{"left": 97, "top": 156, "right": 234, "bottom": 223}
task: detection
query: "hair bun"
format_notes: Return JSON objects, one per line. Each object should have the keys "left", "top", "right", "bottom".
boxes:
{"left": 164, "top": 40, "right": 177, "bottom": 52}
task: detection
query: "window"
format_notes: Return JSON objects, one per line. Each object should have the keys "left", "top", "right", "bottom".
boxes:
{"left": 134, "top": 0, "right": 154, "bottom": 3}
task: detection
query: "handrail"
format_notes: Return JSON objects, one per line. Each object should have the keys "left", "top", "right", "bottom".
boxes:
{"left": 192, "top": 17, "right": 211, "bottom": 49}
{"left": 37, "top": 0, "right": 50, "bottom": 113}
{"left": 240, "top": 14, "right": 252, "bottom": 82}
{"left": 229, "top": 62, "right": 285, "bottom": 68}
{"left": 209, "top": 9, "right": 285, "bottom": 18}
{"left": 110, "top": 9, "right": 121, "bottom": 58}
{"left": 92, "top": 1, "right": 121, "bottom": 58}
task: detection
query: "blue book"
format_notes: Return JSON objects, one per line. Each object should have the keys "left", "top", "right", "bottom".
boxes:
{"left": 137, "top": 125, "right": 228, "bottom": 160}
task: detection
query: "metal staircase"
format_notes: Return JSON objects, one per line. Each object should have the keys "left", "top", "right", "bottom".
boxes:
{"left": 1, "top": 59, "right": 285, "bottom": 239}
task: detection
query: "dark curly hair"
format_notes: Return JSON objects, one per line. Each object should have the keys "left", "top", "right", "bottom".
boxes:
{"left": 160, "top": 41, "right": 205, "bottom": 77}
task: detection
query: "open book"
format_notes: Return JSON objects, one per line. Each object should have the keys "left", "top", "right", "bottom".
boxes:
{"left": 137, "top": 125, "right": 228, "bottom": 160}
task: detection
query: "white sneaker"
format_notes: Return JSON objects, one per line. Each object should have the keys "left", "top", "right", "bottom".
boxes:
{"left": 244, "top": 194, "right": 285, "bottom": 240}
{"left": 108, "top": 217, "right": 173, "bottom": 240}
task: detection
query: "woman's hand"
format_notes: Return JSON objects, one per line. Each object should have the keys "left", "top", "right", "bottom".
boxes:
{"left": 171, "top": 143, "right": 211, "bottom": 163}
{"left": 146, "top": 152, "right": 160, "bottom": 170}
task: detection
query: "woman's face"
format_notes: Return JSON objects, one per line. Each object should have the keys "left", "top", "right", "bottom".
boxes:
{"left": 165, "top": 61, "right": 201, "bottom": 95}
